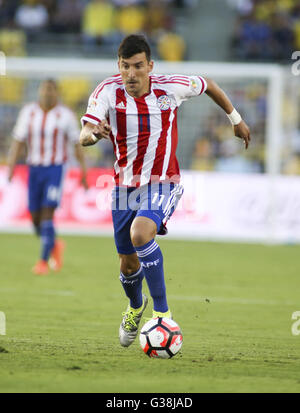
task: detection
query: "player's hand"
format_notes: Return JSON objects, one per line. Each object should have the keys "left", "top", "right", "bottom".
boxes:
{"left": 80, "top": 175, "right": 88, "bottom": 190}
{"left": 93, "top": 121, "right": 111, "bottom": 140}
{"left": 234, "top": 120, "right": 251, "bottom": 150}
{"left": 7, "top": 169, "right": 14, "bottom": 183}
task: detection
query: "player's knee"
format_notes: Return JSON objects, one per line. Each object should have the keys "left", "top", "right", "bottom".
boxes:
{"left": 130, "top": 218, "right": 156, "bottom": 247}
{"left": 130, "top": 229, "right": 156, "bottom": 247}
{"left": 32, "top": 217, "right": 40, "bottom": 228}
{"left": 41, "top": 207, "right": 55, "bottom": 221}
{"left": 31, "top": 212, "right": 41, "bottom": 233}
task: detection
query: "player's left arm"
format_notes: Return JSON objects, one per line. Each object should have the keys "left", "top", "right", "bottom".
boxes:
{"left": 204, "top": 77, "right": 251, "bottom": 149}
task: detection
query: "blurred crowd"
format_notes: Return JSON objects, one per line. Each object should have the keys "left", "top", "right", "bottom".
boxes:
{"left": 1, "top": 0, "right": 300, "bottom": 175}
{"left": 0, "top": 0, "right": 191, "bottom": 61}
{"left": 229, "top": 0, "right": 300, "bottom": 62}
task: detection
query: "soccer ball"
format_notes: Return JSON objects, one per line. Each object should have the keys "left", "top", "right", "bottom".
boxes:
{"left": 139, "top": 317, "right": 183, "bottom": 359}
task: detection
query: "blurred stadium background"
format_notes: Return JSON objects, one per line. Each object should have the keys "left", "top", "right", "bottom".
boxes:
{"left": 0, "top": 0, "right": 300, "bottom": 242}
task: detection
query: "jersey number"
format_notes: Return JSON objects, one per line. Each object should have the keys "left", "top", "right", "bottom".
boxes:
{"left": 152, "top": 193, "right": 165, "bottom": 207}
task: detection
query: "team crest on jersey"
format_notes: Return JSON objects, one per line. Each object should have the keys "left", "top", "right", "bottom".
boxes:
{"left": 157, "top": 95, "right": 171, "bottom": 111}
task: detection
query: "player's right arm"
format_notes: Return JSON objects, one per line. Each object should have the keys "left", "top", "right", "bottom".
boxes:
{"left": 79, "top": 121, "right": 111, "bottom": 146}
{"left": 7, "top": 104, "right": 30, "bottom": 182}
{"left": 7, "top": 140, "right": 26, "bottom": 182}
{"left": 80, "top": 81, "right": 112, "bottom": 146}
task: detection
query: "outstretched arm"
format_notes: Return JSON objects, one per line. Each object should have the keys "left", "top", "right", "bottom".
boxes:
{"left": 7, "top": 140, "right": 25, "bottom": 181}
{"left": 204, "top": 77, "right": 251, "bottom": 149}
{"left": 79, "top": 121, "right": 111, "bottom": 147}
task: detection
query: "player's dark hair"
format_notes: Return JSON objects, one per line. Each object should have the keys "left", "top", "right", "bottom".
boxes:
{"left": 41, "top": 78, "right": 58, "bottom": 88}
{"left": 118, "top": 34, "right": 151, "bottom": 62}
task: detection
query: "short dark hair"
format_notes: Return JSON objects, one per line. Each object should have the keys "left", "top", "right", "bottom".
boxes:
{"left": 41, "top": 78, "right": 58, "bottom": 88}
{"left": 118, "top": 34, "right": 151, "bottom": 62}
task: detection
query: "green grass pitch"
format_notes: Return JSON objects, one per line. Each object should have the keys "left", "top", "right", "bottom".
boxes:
{"left": 0, "top": 232, "right": 300, "bottom": 393}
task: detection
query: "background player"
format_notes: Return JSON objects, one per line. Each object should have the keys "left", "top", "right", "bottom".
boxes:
{"left": 7, "top": 79, "right": 88, "bottom": 275}
{"left": 79, "top": 34, "right": 250, "bottom": 347}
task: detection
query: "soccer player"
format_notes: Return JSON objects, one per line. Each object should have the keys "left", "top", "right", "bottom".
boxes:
{"left": 79, "top": 34, "right": 250, "bottom": 347}
{"left": 7, "top": 79, "right": 88, "bottom": 275}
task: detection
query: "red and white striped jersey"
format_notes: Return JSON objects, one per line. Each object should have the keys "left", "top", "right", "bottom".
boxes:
{"left": 12, "top": 102, "right": 80, "bottom": 166}
{"left": 81, "top": 73, "right": 207, "bottom": 187}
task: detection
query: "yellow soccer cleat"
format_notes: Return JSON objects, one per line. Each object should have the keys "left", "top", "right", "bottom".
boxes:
{"left": 119, "top": 294, "right": 148, "bottom": 347}
{"left": 152, "top": 309, "right": 172, "bottom": 319}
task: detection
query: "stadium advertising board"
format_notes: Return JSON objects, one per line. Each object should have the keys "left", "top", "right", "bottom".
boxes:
{"left": 0, "top": 166, "right": 299, "bottom": 244}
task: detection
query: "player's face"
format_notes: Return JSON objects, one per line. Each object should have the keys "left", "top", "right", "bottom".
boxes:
{"left": 38, "top": 81, "right": 58, "bottom": 110}
{"left": 118, "top": 52, "right": 153, "bottom": 98}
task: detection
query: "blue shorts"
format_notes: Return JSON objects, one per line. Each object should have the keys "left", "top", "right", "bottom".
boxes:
{"left": 28, "top": 165, "right": 64, "bottom": 212}
{"left": 112, "top": 182, "right": 184, "bottom": 255}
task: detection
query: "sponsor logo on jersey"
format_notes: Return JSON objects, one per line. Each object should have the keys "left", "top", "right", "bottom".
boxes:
{"left": 157, "top": 95, "right": 171, "bottom": 111}
{"left": 116, "top": 101, "right": 126, "bottom": 110}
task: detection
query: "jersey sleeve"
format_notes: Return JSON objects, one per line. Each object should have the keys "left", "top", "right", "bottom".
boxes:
{"left": 170, "top": 75, "right": 207, "bottom": 105}
{"left": 80, "top": 85, "right": 109, "bottom": 127}
{"left": 11, "top": 105, "right": 32, "bottom": 142}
